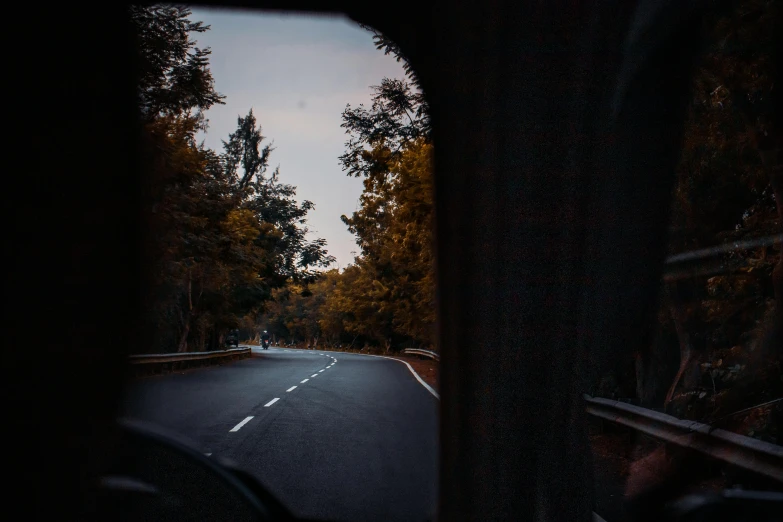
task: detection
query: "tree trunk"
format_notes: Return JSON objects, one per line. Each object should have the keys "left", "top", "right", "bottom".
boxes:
{"left": 664, "top": 283, "right": 693, "bottom": 407}
{"left": 177, "top": 320, "right": 190, "bottom": 353}
{"left": 177, "top": 273, "right": 193, "bottom": 353}
{"left": 634, "top": 351, "right": 645, "bottom": 403}
{"left": 664, "top": 323, "right": 692, "bottom": 407}
{"left": 769, "top": 166, "right": 782, "bottom": 310}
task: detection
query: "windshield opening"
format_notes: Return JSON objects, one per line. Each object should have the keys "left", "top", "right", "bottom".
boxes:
{"left": 123, "top": 5, "right": 438, "bottom": 522}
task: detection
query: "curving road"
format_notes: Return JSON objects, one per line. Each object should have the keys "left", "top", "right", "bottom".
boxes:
{"left": 122, "top": 347, "right": 439, "bottom": 522}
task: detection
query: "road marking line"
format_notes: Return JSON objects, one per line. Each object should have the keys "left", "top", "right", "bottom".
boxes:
{"left": 286, "top": 386, "right": 297, "bottom": 392}
{"left": 230, "top": 416, "right": 254, "bottom": 432}
{"left": 301, "top": 378, "right": 309, "bottom": 383}
{"left": 318, "top": 369, "right": 324, "bottom": 372}
{"left": 358, "top": 354, "right": 440, "bottom": 400}
{"left": 264, "top": 398, "right": 280, "bottom": 407}
{"left": 311, "top": 374, "right": 318, "bottom": 378}
{"left": 205, "top": 453, "right": 212, "bottom": 457}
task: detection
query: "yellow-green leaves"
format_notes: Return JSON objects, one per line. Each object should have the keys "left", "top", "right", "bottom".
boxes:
{"left": 264, "top": 141, "right": 436, "bottom": 350}
{"left": 221, "top": 209, "right": 261, "bottom": 244}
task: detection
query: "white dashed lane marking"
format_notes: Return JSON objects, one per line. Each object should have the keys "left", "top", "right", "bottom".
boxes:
{"left": 231, "top": 354, "right": 344, "bottom": 434}
{"left": 229, "top": 416, "right": 254, "bottom": 432}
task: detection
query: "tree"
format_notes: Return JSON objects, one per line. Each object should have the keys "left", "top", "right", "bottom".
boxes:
{"left": 624, "top": 0, "right": 782, "bottom": 437}
{"left": 357, "top": 24, "right": 424, "bottom": 92}
{"left": 222, "top": 109, "right": 336, "bottom": 285}
{"left": 328, "top": 262, "right": 396, "bottom": 347}
{"left": 130, "top": 4, "right": 225, "bottom": 127}
{"left": 339, "top": 41, "right": 430, "bottom": 181}
{"left": 222, "top": 109, "right": 274, "bottom": 191}
{"left": 132, "top": 5, "right": 233, "bottom": 352}
{"left": 262, "top": 276, "right": 336, "bottom": 347}
{"left": 141, "top": 115, "right": 242, "bottom": 352}
{"left": 133, "top": 8, "right": 334, "bottom": 353}
{"left": 338, "top": 141, "right": 436, "bottom": 348}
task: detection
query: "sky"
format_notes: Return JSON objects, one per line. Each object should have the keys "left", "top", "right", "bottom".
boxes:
{"left": 189, "top": 7, "right": 408, "bottom": 268}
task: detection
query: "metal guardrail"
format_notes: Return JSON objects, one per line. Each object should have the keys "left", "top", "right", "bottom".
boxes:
{"left": 401, "top": 348, "right": 440, "bottom": 361}
{"left": 128, "top": 346, "right": 251, "bottom": 365}
{"left": 585, "top": 395, "right": 783, "bottom": 482}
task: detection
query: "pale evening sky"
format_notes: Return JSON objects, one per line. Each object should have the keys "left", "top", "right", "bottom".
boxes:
{"left": 189, "top": 7, "right": 408, "bottom": 268}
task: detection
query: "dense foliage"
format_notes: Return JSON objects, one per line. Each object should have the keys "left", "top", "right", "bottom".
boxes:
{"left": 262, "top": 139, "right": 435, "bottom": 351}
{"left": 601, "top": 0, "right": 782, "bottom": 442}
{"left": 134, "top": 5, "right": 332, "bottom": 353}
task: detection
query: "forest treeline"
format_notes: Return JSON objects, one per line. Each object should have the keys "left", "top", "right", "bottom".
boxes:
{"left": 133, "top": 5, "right": 333, "bottom": 354}
{"left": 134, "top": 6, "right": 434, "bottom": 354}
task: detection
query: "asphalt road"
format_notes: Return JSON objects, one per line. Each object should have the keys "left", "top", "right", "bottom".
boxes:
{"left": 122, "top": 347, "right": 439, "bottom": 522}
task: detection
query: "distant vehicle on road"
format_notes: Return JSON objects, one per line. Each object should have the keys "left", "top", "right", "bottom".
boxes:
{"left": 261, "top": 330, "right": 270, "bottom": 350}
{"left": 224, "top": 329, "right": 239, "bottom": 348}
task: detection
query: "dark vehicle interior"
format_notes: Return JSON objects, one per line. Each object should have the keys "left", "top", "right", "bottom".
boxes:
{"left": 9, "top": 0, "right": 781, "bottom": 521}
